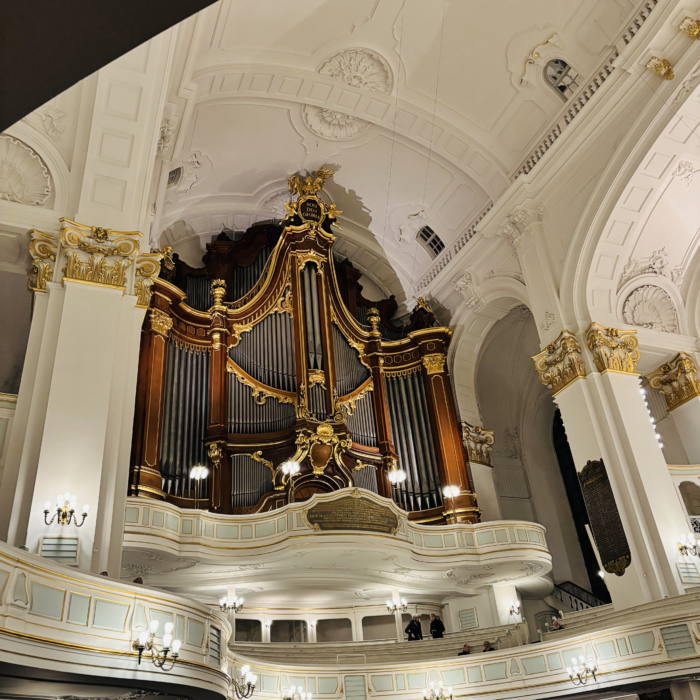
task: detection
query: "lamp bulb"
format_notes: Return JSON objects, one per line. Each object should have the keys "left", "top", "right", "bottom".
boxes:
{"left": 241, "top": 665, "right": 251, "bottom": 675}
{"left": 44, "top": 501, "right": 52, "bottom": 510}
{"left": 163, "top": 633, "right": 172, "bottom": 648}
{"left": 164, "top": 621, "right": 174, "bottom": 634}
{"left": 149, "top": 619, "right": 159, "bottom": 633}
{"left": 138, "top": 631, "right": 148, "bottom": 645}
{"left": 82, "top": 504, "right": 90, "bottom": 513}
{"left": 63, "top": 492, "right": 71, "bottom": 502}
{"left": 172, "top": 639, "right": 181, "bottom": 653}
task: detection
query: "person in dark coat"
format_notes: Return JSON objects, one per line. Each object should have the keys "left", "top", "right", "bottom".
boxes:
{"left": 430, "top": 614, "right": 445, "bottom": 639}
{"left": 458, "top": 644, "right": 471, "bottom": 656}
{"left": 405, "top": 614, "right": 423, "bottom": 641}
{"left": 483, "top": 640, "right": 495, "bottom": 652}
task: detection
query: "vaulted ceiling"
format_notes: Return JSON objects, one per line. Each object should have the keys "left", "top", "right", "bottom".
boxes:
{"left": 155, "top": 0, "right": 640, "bottom": 306}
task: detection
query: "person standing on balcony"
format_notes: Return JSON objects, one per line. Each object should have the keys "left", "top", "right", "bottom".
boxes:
{"left": 430, "top": 614, "right": 445, "bottom": 638}
{"left": 405, "top": 615, "right": 423, "bottom": 641}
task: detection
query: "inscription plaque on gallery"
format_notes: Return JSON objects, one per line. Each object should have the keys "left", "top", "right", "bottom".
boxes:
{"left": 578, "top": 459, "right": 631, "bottom": 576}
{"left": 306, "top": 495, "right": 399, "bottom": 534}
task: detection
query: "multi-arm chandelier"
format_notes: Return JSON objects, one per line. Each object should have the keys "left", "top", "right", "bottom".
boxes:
{"left": 133, "top": 619, "right": 181, "bottom": 670}
{"left": 220, "top": 594, "right": 244, "bottom": 613}
{"left": 282, "top": 686, "right": 312, "bottom": 700}
{"left": 44, "top": 493, "right": 89, "bottom": 527}
{"left": 423, "top": 680, "right": 453, "bottom": 700}
{"left": 232, "top": 664, "right": 258, "bottom": 699}
{"left": 567, "top": 656, "right": 598, "bottom": 685}
{"left": 386, "top": 597, "right": 408, "bottom": 613}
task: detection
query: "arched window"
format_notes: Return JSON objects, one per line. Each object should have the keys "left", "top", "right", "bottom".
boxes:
{"left": 416, "top": 225, "right": 445, "bottom": 259}
{"left": 544, "top": 59, "right": 579, "bottom": 99}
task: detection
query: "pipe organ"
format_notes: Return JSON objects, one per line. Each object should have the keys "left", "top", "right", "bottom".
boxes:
{"left": 129, "top": 169, "right": 479, "bottom": 524}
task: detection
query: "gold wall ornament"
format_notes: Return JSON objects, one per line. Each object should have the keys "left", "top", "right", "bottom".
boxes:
{"left": 288, "top": 167, "right": 335, "bottom": 198}
{"left": 646, "top": 56, "right": 674, "bottom": 80}
{"left": 647, "top": 352, "right": 700, "bottom": 411}
{"left": 286, "top": 423, "right": 353, "bottom": 477}
{"left": 211, "top": 331, "right": 222, "bottom": 351}
{"left": 230, "top": 320, "right": 254, "bottom": 346}
{"left": 414, "top": 297, "right": 434, "bottom": 314}
{"left": 209, "top": 279, "right": 227, "bottom": 313}
{"left": 59, "top": 219, "right": 141, "bottom": 288}
{"left": 134, "top": 252, "right": 163, "bottom": 308}
{"left": 296, "top": 249, "right": 326, "bottom": 271}
{"left": 227, "top": 359, "right": 296, "bottom": 406}
{"left": 149, "top": 309, "right": 173, "bottom": 337}
{"left": 679, "top": 17, "right": 700, "bottom": 38}
{"left": 383, "top": 364, "right": 420, "bottom": 378}
{"left": 207, "top": 441, "right": 224, "bottom": 511}
{"left": 586, "top": 323, "right": 640, "bottom": 375}
{"left": 532, "top": 330, "right": 586, "bottom": 394}
{"left": 273, "top": 287, "right": 293, "bottom": 316}
{"left": 367, "top": 307, "right": 382, "bottom": 338}
{"left": 338, "top": 380, "right": 374, "bottom": 416}
{"left": 422, "top": 353, "right": 446, "bottom": 375}
{"left": 461, "top": 422, "right": 495, "bottom": 466}
{"left": 308, "top": 369, "right": 326, "bottom": 389}
{"left": 28, "top": 229, "right": 57, "bottom": 291}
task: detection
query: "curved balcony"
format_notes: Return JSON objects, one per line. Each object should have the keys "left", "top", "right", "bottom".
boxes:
{"left": 122, "top": 488, "right": 552, "bottom": 599}
{"left": 0, "top": 540, "right": 230, "bottom": 698}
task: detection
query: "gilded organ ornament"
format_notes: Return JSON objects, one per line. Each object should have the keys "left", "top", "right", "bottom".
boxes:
{"left": 532, "top": 330, "right": 586, "bottom": 394}
{"left": 423, "top": 354, "right": 446, "bottom": 375}
{"left": 586, "top": 323, "right": 639, "bottom": 375}
{"left": 461, "top": 422, "right": 495, "bottom": 466}
{"left": 149, "top": 309, "right": 173, "bottom": 337}
{"left": 647, "top": 352, "right": 700, "bottom": 411}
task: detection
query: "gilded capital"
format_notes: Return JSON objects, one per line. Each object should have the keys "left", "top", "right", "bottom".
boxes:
{"left": 423, "top": 353, "right": 446, "bottom": 375}
{"left": 647, "top": 352, "right": 700, "bottom": 411}
{"left": 134, "top": 252, "right": 163, "bottom": 308}
{"left": 646, "top": 56, "right": 674, "bottom": 80}
{"left": 586, "top": 323, "right": 639, "bottom": 375}
{"left": 532, "top": 330, "right": 586, "bottom": 394}
{"left": 28, "top": 229, "right": 58, "bottom": 292}
{"left": 149, "top": 308, "right": 173, "bottom": 337}
{"left": 461, "top": 422, "right": 495, "bottom": 466}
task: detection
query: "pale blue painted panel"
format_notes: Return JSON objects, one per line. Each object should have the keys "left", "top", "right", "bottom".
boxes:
{"left": 528, "top": 530, "right": 539, "bottom": 542}
{"left": 150, "top": 609, "right": 173, "bottom": 634}
{"left": 182, "top": 519, "right": 193, "bottom": 535}
{"left": 546, "top": 653, "right": 562, "bottom": 670}
{"left": 165, "top": 514, "right": 178, "bottom": 532}
{"left": 93, "top": 599, "right": 129, "bottom": 631}
{"left": 67, "top": 592, "right": 90, "bottom": 625}
{"left": 152, "top": 510, "right": 164, "bottom": 527}
{"left": 318, "top": 678, "right": 337, "bottom": 694}
{"left": 30, "top": 582, "right": 65, "bottom": 620}
{"left": 407, "top": 673, "right": 425, "bottom": 689}
{"left": 522, "top": 656, "right": 546, "bottom": 674}
{"left": 176, "top": 615, "right": 185, "bottom": 641}
{"left": 242, "top": 525, "right": 253, "bottom": 539}
{"left": 456, "top": 532, "right": 464, "bottom": 548}
{"left": 395, "top": 674, "right": 405, "bottom": 690}
{"left": 187, "top": 619, "right": 205, "bottom": 646}
{"left": 414, "top": 533, "right": 423, "bottom": 547}
{"left": 443, "top": 534, "right": 456, "bottom": 548}
{"left": 467, "top": 667, "right": 482, "bottom": 683}
{"left": 617, "top": 638, "right": 629, "bottom": 655}
{"left": 565, "top": 647, "right": 584, "bottom": 666}
{"left": 442, "top": 669, "right": 465, "bottom": 685}
{"left": 308, "top": 678, "right": 316, "bottom": 693}
{"left": 13, "top": 572, "right": 27, "bottom": 603}
{"left": 256, "top": 522, "right": 276, "bottom": 538}
{"left": 288, "top": 513, "right": 294, "bottom": 531}
{"left": 476, "top": 531, "right": 494, "bottom": 545}
{"left": 0, "top": 569, "right": 9, "bottom": 596}
{"left": 484, "top": 662, "right": 507, "bottom": 681}
{"left": 290, "top": 677, "right": 306, "bottom": 690}
{"left": 596, "top": 640, "right": 618, "bottom": 659}
{"left": 464, "top": 533, "right": 474, "bottom": 546}
{"left": 124, "top": 507, "right": 139, "bottom": 523}
{"left": 508, "top": 527, "right": 516, "bottom": 541}
{"left": 296, "top": 514, "right": 304, "bottom": 528}
{"left": 277, "top": 517, "right": 287, "bottom": 533}
{"left": 495, "top": 530, "right": 507, "bottom": 542}
{"left": 262, "top": 676, "right": 278, "bottom": 692}
{"left": 204, "top": 522, "right": 214, "bottom": 538}
{"left": 510, "top": 659, "right": 521, "bottom": 674}
{"left": 142, "top": 507, "right": 150, "bottom": 525}
{"left": 217, "top": 524, "right": 239, "bottom": 539}
{"left": 423, "top": 535, "right": 443, "bottom": 548}
{"left": 516, "top": 528, "right": 528, "bottom": 541}
{"left": 630, "top": 632, "right": 655, "bottom": 654}
{"left": 371, "top": 675, "right": 393, "bottom": 691}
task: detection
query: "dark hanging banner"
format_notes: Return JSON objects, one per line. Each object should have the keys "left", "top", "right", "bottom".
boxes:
{"left": 578, "top": 459, "right": 631, "bottom": 576}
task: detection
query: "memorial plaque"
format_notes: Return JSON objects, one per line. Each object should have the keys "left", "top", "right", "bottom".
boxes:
{"left": 299, "top": 198, "right": 322, "bottom": 223}
{"left": 306, "top": 495, "right": 399, "bottom": 534}
{"left": 578, "top": 459, "right": 631, "bottom": 576}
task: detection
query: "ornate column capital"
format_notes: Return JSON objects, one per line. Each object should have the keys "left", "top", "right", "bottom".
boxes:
{"left": 28, "top": 229, "right": 58, "bottom": 292}
{"left": 422, "top": 354, "right": 446, "bottom": 375}
{"left": 461, "top": 422, "right": 495, "bottom": 466}
{"left": 454, "top": 269, "right": 484, "bottom": 310}
{"left": 585, "top": 323, "right": 640, "bottom": 375}
{"left": 149, "top": 308, "right": 173, "bottom": 337}
{"left": 532, "top": 329, "right": 586, "bottom": 394}
{"left": 501, "top": 203, "right": 544, "bottom": 245}
{"left": 647, "top": 352, "right": 700, "bottom": 410}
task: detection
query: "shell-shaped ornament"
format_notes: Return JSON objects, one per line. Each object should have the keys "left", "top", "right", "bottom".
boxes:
{"left": 0, "top": 135, "right": 51, "bottom": 205}
{"left": 622, "top": 285, "right": 678, "bottom": 333}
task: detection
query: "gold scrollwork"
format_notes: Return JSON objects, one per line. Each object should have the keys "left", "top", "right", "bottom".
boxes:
{"left": 149, "top": 309, "right": 173, "bottom": 337}
{"left": 338, "top": 379, "right": 374, "bottom": 416}
{"left": 273, "top": 287, "right": 293, "bottom": 316}
{"left": 227, "top": 358, "right": 296, "bottom": 406}
{"left": 28, "top": 229, "right": 58, "bottom": 292}
{"left": 532, "top": 330, "right": 586, "bottom": 394}
{"left": 422, "top": 353, "right": 446, "bottom": 375}
{"left": 586, "top": 323, "right": 639, "bottom": 375}
{"left": 60, "top": 219, "right": 141, "bottom": 288}
{"left": 297, "top": 250, "right": 326, "bottom": 271}
{"left": 134, "top": 252, "right": 163, "bottom": 308}
{"left": 233, "top": 451, "right": 274, "bottom": 475}
{"left": 384, "top": 364, "right": 420, "bottom": 379}
{"left": 282, "top": 422, "right": 353, "bottom": 478}
{"left": 647, "top": 352, "right": 700, "bottom": 411}
{"left": 308, "top": 369, "right": 326, "bottom": 389}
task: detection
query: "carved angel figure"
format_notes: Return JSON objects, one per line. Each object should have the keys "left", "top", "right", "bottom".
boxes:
{"left": 288, "top": 167, "right": 336, "bottom": 198}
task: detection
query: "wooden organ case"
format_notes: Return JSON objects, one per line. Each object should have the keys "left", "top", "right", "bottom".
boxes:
{"left": 129, "top": 170, "right": 479, "bottom": 524}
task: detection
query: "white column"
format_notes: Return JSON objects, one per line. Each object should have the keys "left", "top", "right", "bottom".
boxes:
{"left": 535, "top": 326, "right": 687, "bottom": 610}
{"left": 469, "top": 462, "right": 502, "bottom": 521}
{"left": 308, "top": 620, "right": 317, "bottom": 643}
{"left": 669, "top": 399, "right": 700, "bottom": 462}
{"left": 672, "top": 681, "right": 700, "bottom": 700}
{"left": 391, "top": 587, "right": 405, "bottom": 641}
{"left": 352, "top": 611, "right": 363, "bottom": 641}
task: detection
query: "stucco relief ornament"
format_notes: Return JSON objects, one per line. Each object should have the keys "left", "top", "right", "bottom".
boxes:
{"left": 671, "top": 160, "right": 700, "bottom": 185}
{"left": 501, "top": 204, "right": 544, "bottom": 245}
{"left": 532, "top": 330, "right": 586, "bottom": 394}
{"left": 540, "top": 311, "right": 556, "bottom": 331}
{"left": 319, "top": 49, "right": 392, "bottom": 94}
{"left": 617, "top": 247, "right": 683, "bottom": 291}
{"left": 302, "top": 105, "right": 372, "bottom": 141}
{"left": 39, "top": 104, "right": 66, "bottom": 140}
{"left": 622, "top": 285, "right": 678, "bottom": 333}
{"left": 586, "top": 323, "right": 639, "bottom": 374}
{"left": 0, "top": 135, "right": 51, "bottom": 205}
{"left": 157, "top": 118, "right": 176, "bottom": 153}
{"left": 176, "top": 150, "right": 212, "bottom": 194}
{"left": 461, "top": 422, "right": 495, "bottom": 466}
{"left": 260, "top": 189, "right": 291, "bottom": 217}
{"left": 454, "top": 271, "right": 483, "bottom": 310}
{"left": 647, "top": 352, "right": 700, "bottom": 411}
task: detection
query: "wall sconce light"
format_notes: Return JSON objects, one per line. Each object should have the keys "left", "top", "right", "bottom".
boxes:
{"left": 388, "top": 466, "right": 407, "bottom": 484}
{"left": 220, "top": 595, "right": 244, "bottom": 613}
{"left": 233, "top": 664, "right": 257, "bottom": 699}
{"left": 679, "top": 533, "right": 699, "bottom": 557}
{"left": 567, "top": 656, "right": 598, "bottom": 685}
{"left": 282, "top": 685, "right": 311, "bottom": 700}
{"left": 509, "top": 600, "right": 521, "bottom": 617}
{"left": 386, "top": 597, "right": 408, "bottom": 613}
{"left": 44, "top": 493, "right": 89, "bottom": 527}
{"left": 189, "top": 465, "right": 209, "bottom": 509}
{"left": 423, "top": 680, "right": 452, "bottom": 700}
{"left": 132, "top": 619, "right": 181, "bottom": 670}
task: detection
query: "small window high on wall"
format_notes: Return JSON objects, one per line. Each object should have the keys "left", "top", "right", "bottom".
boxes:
{"left": 416, "top": 226, "right": 445, "bottom": 259}
{"left": 544, "top": 59, "right": 579, "bottom": 99}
